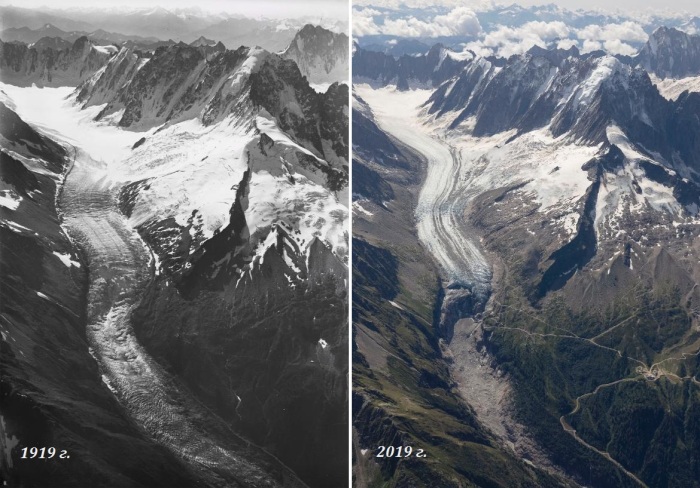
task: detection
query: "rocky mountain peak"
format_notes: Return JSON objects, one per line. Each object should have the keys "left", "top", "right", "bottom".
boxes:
{"left": 281, "top": 24, "right": 348, "bottom": 85}
{"left": 0, "top": 36, "right": 112, "bottom": 87}
{"left": 32, "top": 36, "right": 72, "bottom": 52}
{"left": 189, "top": 35, "right": 216, "bottom": 47}
{"left": 71, "top": 35, "right": 91, "bottom": 53}
{"left": 636, "top": 26, "right": 700, "bottom": 78}
{"left": 527, "top": 43, "right": 580, "bottom": 66}
{"left": 353, "top": 43, "right": 472, "bottom": 90}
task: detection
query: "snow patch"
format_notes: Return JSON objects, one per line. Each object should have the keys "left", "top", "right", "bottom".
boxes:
{"left": 93, "top": 45, "right": 118, "bottom": 55}
{"left": 0, "top": 190, "right": 21, "bottom": 210}
{"left": 352, "top": 201, "right": 373, "bottom": 217}
{"left": 52, "top": 251, "right": 81, "bottom": 268}
{"left": 310, "top": 82, "right": 332, "bottom": 93}
{"left": 650, "top": 74, "right": 700, "bottom": 100}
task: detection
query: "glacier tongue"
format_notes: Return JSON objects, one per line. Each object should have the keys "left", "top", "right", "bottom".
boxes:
{"left": 354, "top": 84, "right": 491, "bottom": 295}
{"left": 1, "top": 78, "right": 343, "bottom": 485}
{"left": 57, "top": 144, "right": 302, "bottom": 487}
{"left": 355, "top": 84, "right": 603, "bottom": 299}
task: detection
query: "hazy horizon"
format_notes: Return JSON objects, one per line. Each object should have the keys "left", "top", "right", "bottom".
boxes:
{"left": 0, "top": 0, "right": 349, "bottom": 21}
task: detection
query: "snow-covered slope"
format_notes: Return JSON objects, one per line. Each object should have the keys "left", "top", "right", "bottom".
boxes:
{"left": 2, "top": 77, "right": 347, "bottom": 278}
{"left": 354, "top": 39, "right": 700, "bottom": 326}
{"left": 650, "top": 73, "right": 700, "bottom": 99}
{"left": 3, "top": 28, "right": 349, "bottom": 488}
{"left": 77, "top": 42, "right": 349, "bottom": 168}
{"left": 354, "top": 35, "right": 700, "bottom": 488}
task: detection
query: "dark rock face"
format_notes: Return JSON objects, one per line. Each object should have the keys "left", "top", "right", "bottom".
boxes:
{"left": 667, "top": 91, "right": 700, "bottom": 178}
{"left": 189, "top": 35, "right": 217, "bottom": 47}
{"left": 78, "top": 42, "right": 252, "bottom": 128}
{"left": 352, "top": 95, "right": 405, "bottom": 170}
{"left": 536, "top": 159, "right": 600, "bottom": 299}
{"left": 32, "top": 36, "right": 73, "bottom": 52}
{"left": 0, "top": 36, "right": 112, "bottom": 86}
{"left": 76, "top": 46, "right": 146, "bottom": 107}
{"left": 130, "top": 239, "right": 347, "bottom": 488}
{"left": 636, "top": 26, "right": 700, "bottom": 78}
{"left": 79, "top": 41, "right": 349, "bottom": 171}
{"left": 0, "top": 104, "right": 197, "bottom": 487}
{"left": 74, "top": 36, "right": 351, "bottom": 488}
{"left": 354, "top": 37, "right": 700, "bottom": 487}
{"left": 422, "top": 46, "right": 700, "bottom": 182}
{"left": 128, "top": 168, "right": 348, "bottom": 487}
{"left": 351, "top": 96, "right": 405, "bottom": 207}
{"left": 249, "top": 56, "right": 349, "bottom": 165}
{"left": 281, "top": 24, "right": 348, "bottom": 85}
{"left": 353, "top": 43, "right": 472, "bottom": 90}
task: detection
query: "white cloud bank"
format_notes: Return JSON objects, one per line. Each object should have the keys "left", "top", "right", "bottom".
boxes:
{"left": 353, "top": 6, "right": 482, "bottom": 38}
{"left": 353, "top": 4, "right": 649, "bottom": 57}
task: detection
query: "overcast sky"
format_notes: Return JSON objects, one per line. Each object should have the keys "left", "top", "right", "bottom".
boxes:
{"left": 514, "top": 0, "right": 700, "bottom": 15}
{"left": 353, "top": 0, "right": 700, "bottom": 16}
{"left": 0, "top": 0, "right": 349, "bottom": 20}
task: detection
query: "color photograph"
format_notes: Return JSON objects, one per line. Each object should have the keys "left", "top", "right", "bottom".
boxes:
{"left": 352, "top": 1, "right": 700, "bottom": 487}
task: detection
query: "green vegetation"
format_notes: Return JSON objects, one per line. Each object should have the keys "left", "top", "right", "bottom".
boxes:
{"left": 483, "top": 272, "right": 700, "bottom": 487}
{"left": 353, "top": 238, "right": 566, "bottom": 487}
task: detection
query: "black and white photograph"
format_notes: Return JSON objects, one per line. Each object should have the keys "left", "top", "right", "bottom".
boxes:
{"left": 0, "top": 1, "right": 349, "bottom": 487}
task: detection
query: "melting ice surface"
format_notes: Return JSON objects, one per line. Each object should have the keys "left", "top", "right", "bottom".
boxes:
{"left": 354, "top": 84, "right": 603, "bottom": 299}
{"left": 354, "top": 84, "right": 492, "bottom": 294}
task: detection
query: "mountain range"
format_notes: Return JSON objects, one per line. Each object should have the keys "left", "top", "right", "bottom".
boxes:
{"left": 1, "top": 22, "right": 348, "bottom": 488}
{"left": 0, "top": 5, "right": 347, "bottom": 53}
{"left": 353, "top": 24, "right": 700, "bottom": 488}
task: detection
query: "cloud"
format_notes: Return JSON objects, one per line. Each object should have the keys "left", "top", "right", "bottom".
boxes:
{"left": 353, "top": 7, "right": 381, "bottom": 36}
{"left": 575, "top": 21, "right": 647, "bottom": 43}
{"left": 477, "top": 21, "right": 571, "bottom": 57}
{"left": 353, "top": 0, "right": 495, "bottom": 12}
{"left": 679, "top": 24, "right": 699, "bottom": 35}
{"left": 574, "top": 21, "right": 647, "bottom": 55}
{"left": 557, "top": 38, "right": 579, "bottom": 50}
{"left": 581, "top": 39, "right": 603, "bottom": 53}
{"left": 434, "top": 7, "right": 482, "bottom": 36}
{"left": 602, "top": 39, "right": 637, "bottom": 56}
{"left": 461, "top": 41, "right": 494, "bottom": 57}
{"left": 353, "top": 5, "right": 482, "bottom": 38}
{"left": 352, "top": 5, "right": 647, "bottom": 57}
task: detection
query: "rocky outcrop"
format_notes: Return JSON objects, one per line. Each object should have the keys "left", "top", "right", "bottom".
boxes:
{"left": 282, "top": 25, "right": 348, "bottom": 85}
{"left": 353, "top": 43, "right": 472, "bottom": 90}
{"left": 636, "top": 26, "right": 700, "bottom": 78}
{"left": 0, "top": 36, "right": 112, "bottom": 86}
